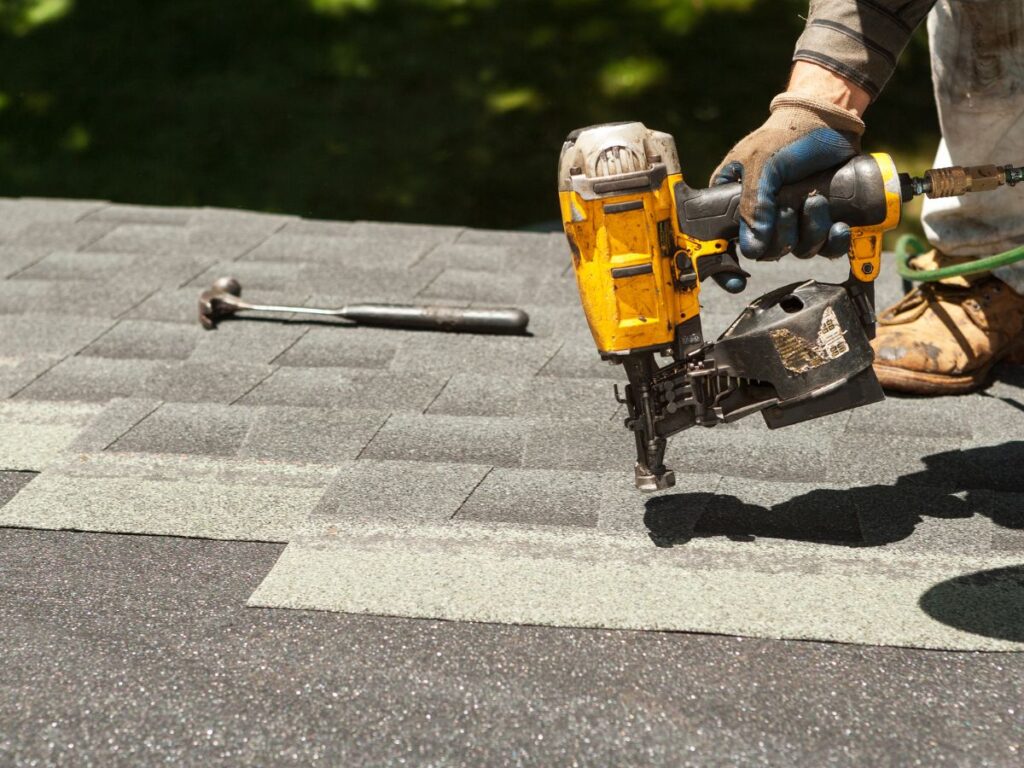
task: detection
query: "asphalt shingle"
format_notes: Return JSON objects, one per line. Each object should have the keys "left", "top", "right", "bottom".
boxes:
{"left": 0, "top": 279, "right": 137, "bottom": 317}
{"left": 2, "top": 197, "right": 1021, "bottom": 654}
{"left": 137, "top": 360, "right": 275, "bottom": 404}
{"left": 239, "top": 367, "right": 448, "bottom": 412}
{"left": 0, "top": 400, "right": 104, "bottom": 470}
{"left": 87, "top": 223, "right": 273, "bottom": 259}
{"left": 0, "top": 220, "right": 115, "bottom": 250}
{"left": 456, "top": 468, "right": 642, "bottom": 528}
{"left": 238, "top": 406, "right": 389, "bottom": 464}
{"left": 79, "top": 319, "right": 200, "bottom": 360}
{"left": 426, "top": 373, "right": 619, "bottom": 420}
{"left": 360, "top": 413, "right": 528, "bottom": 467}
{"left": 310, "top": 459, "right": 491, "bottom": 524}
{"left": 244, "top": 233, "right": 430, "bottom": 268}
{"left": 0, "top": 314, "right": 114, "bottom": 358}
{"left": 16, "top": 356, "right": 161, "bottom": 402}
{"left": 109, "top": 402, "right": 257, "bottom": 456}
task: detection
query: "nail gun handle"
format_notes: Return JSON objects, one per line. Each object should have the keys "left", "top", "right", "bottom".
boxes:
{"left": 675, "top": 154, "right": 896, "bottom": 245}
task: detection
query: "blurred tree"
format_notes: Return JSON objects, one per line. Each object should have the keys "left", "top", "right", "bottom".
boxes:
{"left": 0, "top": 0, "right": 937, "bottom": 228}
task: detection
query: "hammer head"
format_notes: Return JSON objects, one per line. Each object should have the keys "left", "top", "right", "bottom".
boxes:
{"left": 198, "top": 276, "right": 243, "bottom": 330}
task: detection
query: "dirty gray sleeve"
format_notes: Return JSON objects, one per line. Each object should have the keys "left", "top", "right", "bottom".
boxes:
{"left": 793, "top": 0, "right": 937, "bottom": 99}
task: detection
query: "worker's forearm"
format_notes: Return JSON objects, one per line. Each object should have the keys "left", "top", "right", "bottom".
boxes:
{"left": 793, "top": 0, "right": 938, "bottom": 99}
{"left": 788, "top": 62, "right": 872, "bottom": 118}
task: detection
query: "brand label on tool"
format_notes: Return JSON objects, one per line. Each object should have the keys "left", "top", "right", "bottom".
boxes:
{"left": 770, "top": 307, "right": 850, "bottom": 374}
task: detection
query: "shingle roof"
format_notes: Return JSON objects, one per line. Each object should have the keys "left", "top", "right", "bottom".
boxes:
{"left": 0, "top": 197, "right": 1021, "bottom": 651}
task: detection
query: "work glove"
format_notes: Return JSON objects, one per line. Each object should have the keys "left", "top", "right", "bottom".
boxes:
{"left": 711, "top": 93, "right": 866, "bottom": 261}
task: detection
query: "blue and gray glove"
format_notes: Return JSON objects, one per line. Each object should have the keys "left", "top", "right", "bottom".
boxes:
{"left": 711, "top": 93, "right": 866, "bottom": 261}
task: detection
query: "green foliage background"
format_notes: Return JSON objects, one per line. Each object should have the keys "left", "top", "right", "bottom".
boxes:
{"left": 0, "top": 0, "right": 939, "bottom": 229}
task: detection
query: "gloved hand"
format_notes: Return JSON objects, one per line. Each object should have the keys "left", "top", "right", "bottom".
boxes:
{"left": 711, "top": 93, "right": 866, "bottom": 261}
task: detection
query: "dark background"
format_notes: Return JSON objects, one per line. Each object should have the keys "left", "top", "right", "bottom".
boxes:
{"left": 0, "top": 0, "right": 939, "bottom": 229}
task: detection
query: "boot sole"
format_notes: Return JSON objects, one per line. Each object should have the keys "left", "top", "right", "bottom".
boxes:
{"left": 872, "top": 361, "right": 992, "bottom": 395}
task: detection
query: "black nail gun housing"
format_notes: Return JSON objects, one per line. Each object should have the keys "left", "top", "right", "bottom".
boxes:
{"left": 620, "top": 280, "right": 883, "bottom": 491}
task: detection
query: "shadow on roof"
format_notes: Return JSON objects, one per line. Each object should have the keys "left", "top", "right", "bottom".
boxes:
{"left": 644, "top": 441, "right": 1024, "bottom": 548}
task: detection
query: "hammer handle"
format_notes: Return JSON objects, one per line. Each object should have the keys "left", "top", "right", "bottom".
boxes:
{"left": 339, "top": 304, "right": 530, "bottom": 335}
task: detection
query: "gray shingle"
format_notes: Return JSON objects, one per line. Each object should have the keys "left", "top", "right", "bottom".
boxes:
{"left": 418, "top": 269, "right": 528, "bottom": 305}
{"left": 389, "top": 335, "right": 562, "bottom": 378}
{"left": 189, "top": 323, "right": 308, "bottom": 366}
{"left": 238, "top": 406, "right": 389, "bottom": 463}
{"left": 0, "top": 220, "right": 114, "bottom": 250}
{"left": 12, "top": 250, "right": 214, "bottom": 286}
{"left": 273, "top": 326, "right": 398, "bottom": 370}
{"left": 0, "top": 279, "right": 137, "bottom": 317}
{"left": 109, "top": 402, "right": 257, "bottom": 456}
{"left": 845, "top": 395, "right": 972, "bottom": 439}
{"left": 415, "top": 243, "right": 511, "bottom": 274}
{"left": 664, "top": 420, "right": 842, "bottom": 483}
{"left": 187, "top": 260, "right": 435, "bottom": 302}
{"left": 0, "top": 400, "right": 105, "bottom": 470}
{"left": 824, "top": 433, "right": 969, "bottom": 488}
{"left": 270, "top": 325, "right": 401, "bottom": 370}
{"left": 0, "top": 245, "right": 50, "bottom": 278}
{"left": 239, "top": 367, "right": 447, "bottom": 412}
{"left": 80, "top": 320, "right": 200, "bottom": 361}
{"left": 348, "top": 220, "right": 463, "bottom": 245}
{"left": 189, "top": 207, "right": 296, "bottom": 231}
{"left": 16, "top": 356, "right": 159, "bottom": 402}
{"left": 12, "top": 249, "right": 138, "bottom": 281}
{"left": 309, "top": 459, "right": 491, "bottom": 523}
{"left": 87, "top": 224, "right": 269, "bottom": 259}
{"left": 0, "top": 199, "right": 107, "bottom": 222}
{"left": 0, "top": 470, "right": 36, "bottom": 507}
{"left": 426, "top": 373, "right": 619, "bottom": 420}
{"left": 244, "top": 234, "right": 429, "bottom": 268}
{"left": 958, "top": 392, "right": 1024, "bottom": 440}
{"left": 522, "top": 416, "right": 637, "bottom": 473}
{"left": 0, "top": 453, "right": 329, "bottom": 541}
{"left": 0, "top": 314, "right": 113, "bottom": 358}
{"left": 67, "top": 398, "right": 163, "bottom": 453}
{"left": 456, "top": 228, "right": 562, "bottom": 250}
{"left": 277, "top": 219, "right": 354, "bottom": 238}
{"left": 137, "top": 361, "right": 275, "bottom": 404}
{"left": 536, "top": 337, "right": 622, "bottom": 380}
{"left": 360, "top": 413, "right": 528, "bottom": 467}
{"left": 0, "top": 356, "right": 63, "bottom": 399}
{"left": 456, "top": 468, "right": 646, "bottom": 528}
{"left": 83, "top": 204, "right": 194, "bottom": 225}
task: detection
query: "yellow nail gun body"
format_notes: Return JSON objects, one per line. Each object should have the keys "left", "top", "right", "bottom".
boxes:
{"left": 559, "top": 122, "right": 1014, "bottom": 491}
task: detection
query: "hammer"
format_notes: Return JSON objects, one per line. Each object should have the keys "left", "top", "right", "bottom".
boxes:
{"left": 198, "top": 277, "right": 530, "bottom": 335}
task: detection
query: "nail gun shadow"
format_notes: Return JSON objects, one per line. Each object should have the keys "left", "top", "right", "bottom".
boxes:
{"left": 644, "top": 441, "right": 1024, "bottom": 548}
{"left": 918, "top": 565, "right": 1024, "bottom": 644}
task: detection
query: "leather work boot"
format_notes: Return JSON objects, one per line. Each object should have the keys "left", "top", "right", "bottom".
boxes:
{"left": 871, "top": 250, "right": 1024, "bottom": 395}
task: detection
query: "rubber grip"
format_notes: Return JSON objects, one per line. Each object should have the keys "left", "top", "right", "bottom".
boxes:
{"left": 676, "top": 155, "right": 888, "bottom": 243}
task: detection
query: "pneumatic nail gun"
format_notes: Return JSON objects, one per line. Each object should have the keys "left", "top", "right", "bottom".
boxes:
{"left": 558, "top": 122, "right": 1023, "bottom": 491}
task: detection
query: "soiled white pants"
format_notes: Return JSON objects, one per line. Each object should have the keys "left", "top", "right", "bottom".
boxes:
{"left": 922, "top": 0, "right": 1024, "bottom": 293}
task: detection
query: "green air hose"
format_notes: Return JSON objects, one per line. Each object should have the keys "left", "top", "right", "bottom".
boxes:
{"left": 896, "top": 234, "right": 1024, "bottom": 282}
